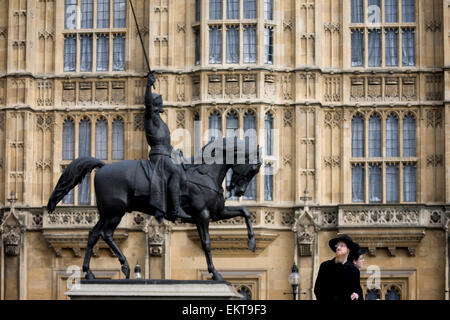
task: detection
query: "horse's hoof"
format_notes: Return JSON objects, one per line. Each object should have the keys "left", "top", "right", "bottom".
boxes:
{"left": 212, "top": 272, "right": 224, "bottom": 281}
{"left": 85, "top": 270, "right": 96, "bottom": 280}
{"left": 122, "top": 263, "right": 130, "bottom": 279}
{"left": 248, "top": 238, "right": 256, "bottom": 252}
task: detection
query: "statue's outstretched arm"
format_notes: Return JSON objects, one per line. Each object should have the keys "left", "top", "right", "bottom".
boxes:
{"left": 144, "top": 73, "right": 158, "bottom": 125}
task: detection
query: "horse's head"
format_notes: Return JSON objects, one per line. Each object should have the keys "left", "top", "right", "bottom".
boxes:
{"left": 227, "top": 146, "right": 262, "bottom": 197}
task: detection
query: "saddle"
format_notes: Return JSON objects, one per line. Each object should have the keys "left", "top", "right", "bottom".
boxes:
{"left": 134, "top": 149, "right": 188, "bottom": 198}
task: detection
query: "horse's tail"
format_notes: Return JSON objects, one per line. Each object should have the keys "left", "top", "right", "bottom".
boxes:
{"left": 46, "top": 157, "right": 105, "bottom": 213}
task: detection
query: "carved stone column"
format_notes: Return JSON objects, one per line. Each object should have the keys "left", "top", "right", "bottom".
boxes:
{"left": 144, "top": 217, "right": 172, "bottom": 279}
{"left": 292, "top": 207, "right": 320, "bottom": 300}
{"left": 0, "top": 201, "right": 25, "bottom": 300}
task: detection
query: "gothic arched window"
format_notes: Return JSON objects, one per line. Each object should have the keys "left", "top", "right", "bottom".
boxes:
{"left": 403, "top": 114, "right": 416, "bottom": 157}
{"left": 209, "top": 111, "right": 222, "bottom": 141}
{"left": 264, "top": 113, "right": 273, "bottom": 156}
{"left": 78, "top": 118, "right": 91, "bottom": 205}
{"left": 62, "top": 118, "right": 75, "bottom": 160}
{"left": 386, "top": 114, "right": 399, "bottom": 157}
{"left": 95, "top": 118, "right": 108, "bottom": 160}
{"left": 112, "top": 118, "right": 124, "bottom": 160}
{"left": 352, "top": 114, "right": 364, "bottom": 157}
{"left": 369, "top": 114, "right": 381, "bottom": 157}
{"left": 243, "top": 112, "right": 256, "bottom": 200}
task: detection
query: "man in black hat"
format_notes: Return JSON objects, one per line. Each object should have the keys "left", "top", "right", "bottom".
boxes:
{"left": 349, "top": 242, "right": 366, "bottom": 300}
{"left": 313, "top": 234, "right": 361, "bottom": 301}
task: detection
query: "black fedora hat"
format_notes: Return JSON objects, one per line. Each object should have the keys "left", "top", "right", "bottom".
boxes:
{"left": 349, "top": 242, "right": 366, "bottom": 262}
{"left": 328, "top": 234, "right": 355, "bottom": 252}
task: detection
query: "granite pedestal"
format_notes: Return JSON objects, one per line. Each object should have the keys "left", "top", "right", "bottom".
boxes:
{"left": 65, "top": 279, "right": 243, "bottom": 300}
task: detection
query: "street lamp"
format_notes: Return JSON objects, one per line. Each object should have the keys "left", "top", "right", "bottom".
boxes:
{"left": 134, "top": 262, "right": 142, "bottom": 279}
{"left": 288, "top": 263, "right": 300, "bottom": 300}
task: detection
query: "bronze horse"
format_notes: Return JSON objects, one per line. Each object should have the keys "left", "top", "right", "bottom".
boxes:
{"left": 47, "top": 137, "right": 262, "bottom": 281}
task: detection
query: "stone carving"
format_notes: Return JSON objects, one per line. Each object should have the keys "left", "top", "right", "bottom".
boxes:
{"left": 281, "top": 211, "right": 294, "bottom": 227}
{"left": 133, "top": 213, "right": 145, "bottom": 226}
{"left": 264, "top": 211, "right": 275, "bottom": 224}
{"left": 176, "top": 110, "right": 185, "bottom": 129}
{"left": 385, "top": 77, "right": 399, "bottom": 100}
{"left": 284, "top": 109, "right": 293, "bottom": 127}
{"left": 283, "top": 20, "right": 293, "bottom": 31}
{"left": 0, "top": 113, "right": 4, "bottom": 130}
{"left": 31, "top": 212, "right": 43, "bottom": 228}
{"left": 38, "top": 30, "right": 55, "bottom": 40}
{"left": 368, "top": 77, "right": 382, "bottom": 100}
{"left": 36, "top": 159, "right": 52, "bottom": 170}
{"left": 321, "top": 210, "right": 337, "bottom": 227}
{"left": 426, "top": 75, "right": 442, "bottom": 101}
{"left": 426, "top": 110, "right": 442, "bottom": 128}
{"left": 242, "top": 74, "right": 256, "bottom": 98}
{"left": 426, "top": 155, "right": 443, "bottom": 167}
{"left": 429, "top": 211, "right": 442, "bottom": 225}
{"left": 225, "top": 75, "right": 239, "bottom": 98}
{"left": 213, "top": 216, "right": 244, "bottom": 225}
{"left": 283, "top": 154, "right": 292, "bottom": 167}
{"left": 324, "top": 77, "right": 341, "bottom": 102}
{"left": 37, "top": 80, "right": 53, "bottom": 106}
{"left": 111, "top": 81, "right": 125, "bottom": 104}
{"left": 46, "top": 210, "right": 99, "bottom": 226}
{"left": 402, "top": 77, "right": 416, "bottom": 101}
{"left": 425, "top": 20, "right": 441, "bottom": 32}
{"left": 282, "top": 75, "right": 293, "bottom": 100}
{"left": 36, "top": 114, "right": 53, "bottom": 131}
{"left": 134, "top": 113, "right": 144, "bottom": 131}
{"left": 208, "top": 74, "right": 222, "bottom": 99}
{"left": 176, "top": 76, "right": 185, "bottom": 102}
{"left": 3, "top": 228, "right": 21, "bottom": 256}
{"left": 264, "top": 74, "right": 276, "bottom": 98}
{"left": 250, "top": 212, "right": 257, "bottom": 225}
{"left": 95, "top": 81, "right": 108, "bottom": 105}
{"left": 342, "top": 208, "right": 420, "bottom": 226}
{"left": 324, "top": 23, "right": 341, "bottom": 33}
{"left": 62, "top": 82, "right": 76, "bottom": 106}
{"left": 78, "top": 82, "right": 92, "bottom": 105}
{"left": 323, "top": 156, "right": 340, "bottom": 168}
{"left": 324, "top": 110, "right": 341, "bottom": 128}
{"left": 350, "top": 78, "right": 365, "bottom": 101}
{"left": 0, "top": 27, "right": 7, "bottom": 38}
{"left": 176, "top": 23, "right": 186, "bottom": 33}
{"left": 146, "top": 217, "right": 171, "bottom": 256}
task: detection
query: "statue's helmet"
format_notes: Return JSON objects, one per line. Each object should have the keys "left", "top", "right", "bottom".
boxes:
{"left": 152, "top": 93, "right": 163, "bottom": 107}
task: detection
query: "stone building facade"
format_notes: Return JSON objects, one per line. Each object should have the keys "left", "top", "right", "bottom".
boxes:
{"left": 0, "top": 0, "right": 449, "bottom": 300}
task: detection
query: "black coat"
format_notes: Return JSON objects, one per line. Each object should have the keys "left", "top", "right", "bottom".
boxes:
{"left": 314, "top": 258, "right": 362, "bottom": 301}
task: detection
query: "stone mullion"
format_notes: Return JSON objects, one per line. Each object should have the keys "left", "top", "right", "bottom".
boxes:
{"left": 256, "top": 0, "right": 264, "bottom": 66}
{"left": 90, "top": 118, "right": 95, "bottom": 205}
{"left": 445, "top": 103, "right": 450, "bottom": 202}
{"left": 342, "top": 0, "right": 351, "bottom": 69}
{"left": 73, "top": 117, "right": 79, "bottom": 204}
{"left": 258, "top": 104, "right": 264, "bottom": 203}
{"left": 399, "top": 161, "right": 404, "bottom": 203}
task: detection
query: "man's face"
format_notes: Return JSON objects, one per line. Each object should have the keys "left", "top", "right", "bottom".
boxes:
{"left": 154, "top": 102, "right": 164, "bottom": 113}
{"left": 354, "top": 255, "right": 364, "bottom": 269}
{"left": 335, "top": 241, "right": 349, "bottom": 257}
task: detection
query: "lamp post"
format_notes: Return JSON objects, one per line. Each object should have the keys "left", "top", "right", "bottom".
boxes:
{"left": 134, "top": 262, "right": 142, "bottom": 279}
{"left": 288, "top": 263, "right": 300, "bottom": 300}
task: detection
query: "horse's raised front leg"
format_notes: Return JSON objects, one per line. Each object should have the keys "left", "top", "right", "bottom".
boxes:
{"left": 100, "top": 214, "right": 130, "bottom": 279}
{"left": 216, "top": 206, "right": 256, "bottom": 252}
{"left": 196, "top": 208, "right": 223, "bottom": 281}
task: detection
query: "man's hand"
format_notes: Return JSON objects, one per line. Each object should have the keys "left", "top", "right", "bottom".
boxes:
{"left": 350, "top": 292, "right": 359, "bottom": 300}
{"left": 147, "top": 71, "right": 156, "bottom": 88}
